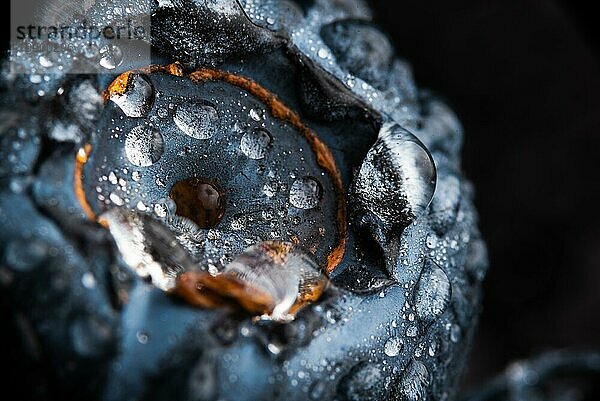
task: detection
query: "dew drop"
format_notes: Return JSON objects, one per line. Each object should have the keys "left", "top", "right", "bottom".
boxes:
{"left": 450, "top": 324, "right": 461, "bottom": 343}
{"left": 110, "top": 74, "right": 154, "bottom": 118}
{"left": 174, "top": 101, "right": 219, "bottom": 139}
{"left": 99, "top": 44, "right": 123, "bottom": 70}
{"left": 3, "top": 239, "right": 48, "bottom": 272}
{"left": 240, "top": 129, "right": 272, "bottom": 159}
{"left": 249, "top": 108, "right": 262, "bottom": 121}
{"left": 289, "top": 177, "right": 322, "bottom": 210}
{"left": 109, "top": 192, "right": 124, "bottom": 206}
{"left": 384, "top": 337, "right": 403, "bottom": 357}
{"left": 352, "top": 123, "right": 436, "bottom": 227}
{"left": 136, "top": 330, "right": 149, "bottom": 344}
{"left": 124, "top": 125, "right": 164, "bottom": 167}
{"left": 415, "top": 261, "right": 451, "bottom": 322}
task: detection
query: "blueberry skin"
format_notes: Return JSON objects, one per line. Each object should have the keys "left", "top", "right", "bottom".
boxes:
{"left": 0, "top": 1, "right": 487, "bottom": 400}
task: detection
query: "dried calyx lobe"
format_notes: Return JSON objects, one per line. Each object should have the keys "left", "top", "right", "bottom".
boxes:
{"left": 0, "top": 0, "right": 488, "bottom": 401}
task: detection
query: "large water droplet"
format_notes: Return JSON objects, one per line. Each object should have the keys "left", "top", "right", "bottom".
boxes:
{"left": 400, "top": 360, "right": 430, "bottom": 401}
{"left": 352, "top": 123, "right": 436, "bottom": 227}
{"left": 125, "top": 125, "right": 164, "bottom": 167}
{"left": 240, "top": 129, "right": 272, "bottom": 159}
{"left": 289, "top": 176, "right": 322, "bottom": 210}
{"left": 174, "top": 101, "right": 219, "bottom": 139}
{"left": 415, "top": 261, "right": 451, "bottom": 323}
{"left": 99, "top": 44, "right": 123, "bottom": 70}
{"left": 384, "top": 337, "right": 403, "bottom": 357}
{"left": 110, "top": 74, "right": 155, "bottom": 118}
{"left": 169, "top": 177, "right": 226, "bottom": 229}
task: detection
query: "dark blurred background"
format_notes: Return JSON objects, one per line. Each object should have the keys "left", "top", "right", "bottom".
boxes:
{"left": 368, "top": 0, "right": 600, "bottom": 392}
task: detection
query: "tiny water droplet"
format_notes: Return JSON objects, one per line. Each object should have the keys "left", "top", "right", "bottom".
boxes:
{"left": 109, "top": 192, "right": 124, "bottom": 206}
{"left": 450, "top": 324, "right": 461, "bottom": 343}
{"left": 249, "top": 108, "right": 263, "bottom": 121}
{"left": 136, "top": 330, "right": 149, "bottom": 344}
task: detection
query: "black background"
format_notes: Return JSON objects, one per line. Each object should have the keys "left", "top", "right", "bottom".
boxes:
{"left": 368, "top": 0, "right": 600, "bottom": 391}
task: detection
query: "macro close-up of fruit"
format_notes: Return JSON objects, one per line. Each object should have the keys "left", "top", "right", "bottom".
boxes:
{"left": 2, "top": 0, "right": 599, "bottom": 400}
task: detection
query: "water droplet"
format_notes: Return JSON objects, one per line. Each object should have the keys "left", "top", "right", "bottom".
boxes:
{"left": 426, "top": 234, "right": 438, "bottom": 249}
{"left": 289, "top": 177, "right": 322, "bottom": 209}
{"left": 99, "top": 44, "right": 123, "bottom": 70}
{"left": 415, "top": 261, "right": 451, "bottom": 322}
{"left": 39, "top": 54, "right": 54, "bottom": 68}
{"left": 125, "top": 125, "right": 164, "bottom": 167}
{"left": 384, "top": 337, "right": 403, "bottom": 357}
{"left": 449, "top": 324, "right": 461, "bottom": 343}
{"left": 136, "top": 330, "right": 149, "bottom": 344}
{"left": 317, "top": 48, "right": 328, "bottom": 58}
{"left": 82, "top": 42, "right": 99, "bottom": 59}
{"left": 400, "top": 360, "right": 429, "bottom": 401}
{"left": 109, "top": 192, "right": 124, "bottom": 206}
{"left": 81, "top": 272, "right": 96, "bottom": 289}
{"left": 169, "top": 177, "right": 226, "bottom": 228}
{"left": 428, "top": 340, "right": 437, "bottom": 357}
{"left": 249, "top": 108, "right": 262, "bottom": 121}
{"left": 110, "top": 74, "right": 154, "bottom": 118}
{"left": 3, "top": 239, "right": 48, "bottom": 272}
{"left": 240, "top": 129, "right": 272, "bottom": 159}
{"left": 406, "top": 325, "right": 418, "bottom": 337}
{"left": 352, "top": 123, "right": 436, "bottom": 227}
{"left": 174, "top": 101, "right": 219, "bottom": 139}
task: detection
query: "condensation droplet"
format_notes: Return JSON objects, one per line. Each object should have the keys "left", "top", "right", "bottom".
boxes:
{"left": 110, "top": 74, "right": 154, "bottom": 118}
{"left": 174, "top": 101, "right": 219, "bottom": 139}
{"left": 352, "top": 123, "right": 436, "bottom": 227}
{"left": 136, "top": 330, "right": 149, "bottom": 344}
{"left": 415, "top": 262, "right": 451, "bottom": 322}
{"left": 240, "top": 129, "right": 272, "bottom": 160}
{"left": 109, "top": 192, "right": 124, "bottom": 206}
{"left": 3, "top": 239, "right": 48, "bottom": 272}
{"left": 384, "top": 337, "right": 403, "bottom": 357}
{"left": 99, "top": 44, "right": 123, "bottom": 70}
{"left": 289, "top": 177, "right": 322, "bottom": 210}
{"left": 125, "top": 125, "right": 164, "bottom": 167}
{"left": 450, "top": 324, "right": 461, "bottom": 343}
